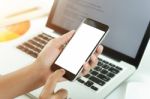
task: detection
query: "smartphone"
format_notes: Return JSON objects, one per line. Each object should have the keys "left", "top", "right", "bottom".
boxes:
{"left": 51, "top": 18, "right": 109, "bottom": 81}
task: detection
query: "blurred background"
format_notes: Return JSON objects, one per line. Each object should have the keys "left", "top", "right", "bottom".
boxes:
{"left": 0, "top": 0, "right": 53, "bottom": 42}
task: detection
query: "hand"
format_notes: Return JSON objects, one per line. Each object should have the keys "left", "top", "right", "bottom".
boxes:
{"left": 82, "top": 45, "right": 103, "bottom": 76}
{"left": 34, "top": 30, "right": 75, "bottom": 81}
{"left": 40, "top": 69, "right": 68, "bottom": 99}
{"left": 34, "top": 30, "right": 103, "bottom": 81}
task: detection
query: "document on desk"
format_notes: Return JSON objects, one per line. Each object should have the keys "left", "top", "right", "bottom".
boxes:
{"left": 0, "top": 0, "right": 53, "bottom": 27}
{"left": 125, "top": 82, "right": 150, "bottom": 99}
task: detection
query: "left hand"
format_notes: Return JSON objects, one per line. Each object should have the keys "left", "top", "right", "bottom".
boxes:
{"left": 81, "top": 45, "right": 103, "bottom": 76}
{"left": 34, "top": 30, "right": 103, "bottom": 82}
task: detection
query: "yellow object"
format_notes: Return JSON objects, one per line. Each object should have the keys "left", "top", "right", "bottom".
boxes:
{"left": 0, "top": 21, "right": 30, "bottom": 42}
{"left": 0, "top": 30, "right": 20, "bottom": 42}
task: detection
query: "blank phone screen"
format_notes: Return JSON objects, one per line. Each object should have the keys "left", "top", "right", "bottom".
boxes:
{"left": 55, "top": 23, "right": 105, "bottom": 74}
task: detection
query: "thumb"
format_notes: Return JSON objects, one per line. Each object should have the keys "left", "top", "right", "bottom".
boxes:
{"left": 40, "top": 69, "right": 65, "bottom": 98}
{"left": 54, "top": 89, "right": 68, "bottom": 99}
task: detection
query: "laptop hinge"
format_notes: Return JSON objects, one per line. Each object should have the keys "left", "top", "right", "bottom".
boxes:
{"left": 101, "top": 53, "right": 122, "bottom": 62}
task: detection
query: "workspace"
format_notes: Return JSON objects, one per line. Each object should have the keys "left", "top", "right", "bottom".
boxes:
{"left": 0, "top": 0, "right": 150, "bottom": 99}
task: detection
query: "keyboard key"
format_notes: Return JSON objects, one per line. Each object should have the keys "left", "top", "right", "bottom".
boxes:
{"left": 38, "top": 34, "right": 51, "bottom": 41}
{"left": 34, "top": 37, "right": 47, "bottom": 44}
{"left": 102, "top": 60, "right": 108, "bottom": 64}
{"left": 109, "top": 63, "right": 116, "bottom": 67}
{"left": 99, "top": 58, "right": 103, "bottom": 61}
{"left": 102, "top": 64, "right": 110, "bottom": 69}
{"left": 89, "top": 76, "right": 105, "bottom": 86}
{"left": 25, "top": 48, "right": 38, "bottom": 58}
{"left": 91, "top": 71, "right": 99, "bottom": 76}
{"left": 91, "top": 86, "right": 98, "bottom": 91}
{"left": 29, "top": 51, "right": 38, "bottom": 58}
{"left": 77, "top": 78, "right": 85, "bottom": 84}
{"left": 97, "top": 74, "right": 110, "bottom": 82}
{"left": 28, "top": 40, "right": 44, "bottom": 49}
{"left": 23, "top": 43, "right": 41, "bottom": 53}
{"left": 84, "top": 74, "right": 91, "bottom": 78}
{"left": 42, "top": 33, "right": 53, "bottom": 39}
{"left": 107, "top": 72, "right": 115, "bottom": 78}
{"left": 100, "top": 69, "right": 108, "bottom": 74}
{"left": 99, "top": 67, "right": 103, "bottom": 71}
{"left": 97, "top": 61, "right": 103, "bottom": 66}
{"left": 90, "top": 69, "right": 93, "bottom": 73}
{"left": 17, "top": 45, "right": 26, "bottom": 51}
{"left": 108, "top": 67, "right": 119, "bottom": 74}
{"left": 17, "top": 45, "right": 38, "bottom": 58}
{"left": 94, "top": 67, "right": 100, "bottom": 71}
{"left": 115, "top": 66, "right": 123, "bottom": 70}
{"left": 84, "top": 80, "right": 94, "bottom": 87}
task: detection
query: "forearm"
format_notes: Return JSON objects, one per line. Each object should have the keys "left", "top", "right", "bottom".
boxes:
{"left": 0, "top": 63, "right": 49, "bottom": 99}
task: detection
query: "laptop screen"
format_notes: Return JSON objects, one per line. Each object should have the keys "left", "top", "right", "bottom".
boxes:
{"left": 46, "top": 0, "right": 150, "bottom": 66}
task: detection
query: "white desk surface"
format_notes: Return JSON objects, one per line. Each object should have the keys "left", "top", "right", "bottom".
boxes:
{"left": 0, "top": 17, "right": 150, "bottom": 99}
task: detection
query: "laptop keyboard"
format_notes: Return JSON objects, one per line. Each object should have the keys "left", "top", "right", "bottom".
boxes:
{"left": 77, "top": 59, "right": 123, "bottom": 91}
{"left": 17, "top": 33, "right": 54, "bottom": 58}
{"left": 17, "top": 33, "right": 123, "bottom": 91}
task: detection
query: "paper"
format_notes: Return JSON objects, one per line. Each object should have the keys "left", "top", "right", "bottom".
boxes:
{"left": 0, "top": 0, "right": 53, "bottom": 27}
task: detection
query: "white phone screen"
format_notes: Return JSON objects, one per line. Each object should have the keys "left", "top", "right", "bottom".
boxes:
{"left": 55, "top": 23, "right": 105, "bottom": 74}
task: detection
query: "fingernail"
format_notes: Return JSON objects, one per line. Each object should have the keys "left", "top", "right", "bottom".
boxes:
{"left": 99, "top": 45, "right": 104, "bottom": 50}
{"left": 60, "top": 69, "right": 65, "bottom": 74}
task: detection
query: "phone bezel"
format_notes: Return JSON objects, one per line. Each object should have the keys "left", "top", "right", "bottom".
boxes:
{"left": 51, "top": 18, "right": 109, "bottom": 81}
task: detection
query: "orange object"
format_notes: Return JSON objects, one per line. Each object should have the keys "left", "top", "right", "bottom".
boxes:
{"left": 0, "top": 21, "right": 30, "bottom": 42}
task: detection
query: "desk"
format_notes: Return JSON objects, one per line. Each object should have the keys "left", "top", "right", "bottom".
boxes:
{"left": 0, "top": 17, "right": 150, "bottom": 99}
{"left": 16, "top": 39, "right": 150, "bottom": 99}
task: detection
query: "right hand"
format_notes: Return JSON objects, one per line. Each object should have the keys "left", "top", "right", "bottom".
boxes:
{"left": 39, "top": 69, "right": 68, "bottom": 99}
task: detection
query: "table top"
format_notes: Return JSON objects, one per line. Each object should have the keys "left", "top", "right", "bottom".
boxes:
{"left": 0, "top": 17, "right": 150, "bottom": 99}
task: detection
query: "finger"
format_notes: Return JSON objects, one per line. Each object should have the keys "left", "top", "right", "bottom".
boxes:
{"left": 89, "top": 54, "right": 98, "bottom": 68}
{"left": 54, "top": 89, "right": 68, "bottom": 99}
{"left": 82, "top": 62, "right": 91, "bottom": 76}
{"left": 82, "top": 54, "right": 98, "bottom": 75}
{"left": 82, "top": 45, "right": 103, "bottom": 76}
{"left": 56, "top": 30, "right": 75, "bottom": 47}
{"left": 40, "top": 69, "right": 65, "bottom": 97}
{"left": 95, "top": 45, "right": 103, "bottom": 56}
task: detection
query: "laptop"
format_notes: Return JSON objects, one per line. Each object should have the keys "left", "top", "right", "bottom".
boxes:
{"left": 1, "top": 0, "right": 150, "bottom": 99}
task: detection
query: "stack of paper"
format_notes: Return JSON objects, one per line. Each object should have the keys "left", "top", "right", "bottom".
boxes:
{"left": 0, "top": 0, "right": 54, "bottom": 27}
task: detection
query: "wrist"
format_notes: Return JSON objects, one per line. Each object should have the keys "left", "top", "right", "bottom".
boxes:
{"left": 31, "top": 61, "right": 53, "bottom": 84}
